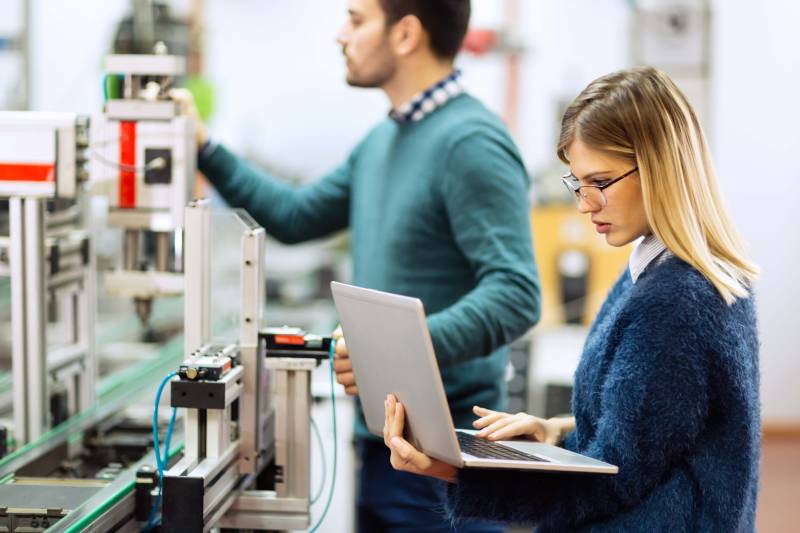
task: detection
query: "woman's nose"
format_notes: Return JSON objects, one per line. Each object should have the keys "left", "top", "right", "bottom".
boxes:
{"left": 577, "top": 195, "right": 599, "bottom": 214}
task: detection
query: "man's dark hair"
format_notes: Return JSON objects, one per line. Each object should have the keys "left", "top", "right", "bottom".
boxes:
{"left": 378, "top": 0, "right": 471, "bottom": 60}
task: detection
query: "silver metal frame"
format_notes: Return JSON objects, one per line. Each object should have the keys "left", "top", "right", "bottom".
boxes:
{"left": 10, "top": 197, "right": 47, "bottom": 443}
{"left": 238, "top": 212, "right": 268, "bottom": 475}
{"left": 2, "top": 112, "right": 96, "bottom": 447}
{"left": 163, "top": 201, "right": 318, "bottom": 531}
{"left": 7, "top": 193, "right": 97, "bottom": 446}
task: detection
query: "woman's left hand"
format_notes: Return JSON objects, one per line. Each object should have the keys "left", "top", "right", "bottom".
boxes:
{"left": 383, "top": 394, "right": 459, "bottom": 484}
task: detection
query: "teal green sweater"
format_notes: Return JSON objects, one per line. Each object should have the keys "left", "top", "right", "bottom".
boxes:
{"left": 198, "top": 94, "right": 541, "bottom": 439}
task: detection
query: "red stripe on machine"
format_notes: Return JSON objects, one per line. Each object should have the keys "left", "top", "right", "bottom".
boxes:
{"left": 274, "top": 335, "right": 306, "bottom": 346}
{"left": 119, "top": 121, "right": 136, "bottom": 208}
{"left": 0, "top": 163, "right": 55, "bottom": 182}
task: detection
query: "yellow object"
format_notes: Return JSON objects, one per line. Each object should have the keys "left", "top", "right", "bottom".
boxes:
{"left": 531, "top": 205, "right": 631, "bottom": 328}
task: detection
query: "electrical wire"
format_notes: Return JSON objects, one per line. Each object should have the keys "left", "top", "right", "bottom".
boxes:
{"left": 142, "top": 341, "right": 337, "bottom": 530}
{"left": 146, "top": 371, "right": 178, "bottom": 531}
{"left": 310, "top": 416, "right": 327, "bottom": 504}
{"left": 309, "top": 340, "right": 339, "bottom": 532}
{"left": 90, "top": 150, "right": 167, "bottom": 173}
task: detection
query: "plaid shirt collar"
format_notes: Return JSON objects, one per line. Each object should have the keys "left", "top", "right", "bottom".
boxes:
{"left": 389, "top": 69, "right": 463, "bottom": 124}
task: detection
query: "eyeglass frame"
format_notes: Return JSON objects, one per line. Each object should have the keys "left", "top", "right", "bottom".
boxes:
{"left": 560, "top": 166, "right": 638, "bottom": 208}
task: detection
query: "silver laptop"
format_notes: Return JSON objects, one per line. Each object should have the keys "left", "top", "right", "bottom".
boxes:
{"left": 331, "top": 282, "right": 617, "bottom": 475}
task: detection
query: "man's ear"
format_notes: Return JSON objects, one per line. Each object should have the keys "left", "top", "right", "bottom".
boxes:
{"left": 389, "top": 14, "right": 425, "bottom": 57}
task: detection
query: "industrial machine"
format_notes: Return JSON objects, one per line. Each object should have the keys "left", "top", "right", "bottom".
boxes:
{"left": 0, "top": 55, "right": 333, "bottom": 531}
{"left": 0, "top": 111, "right": 96, "bottom": 446}
{"left": 0, "top": 195, "right": 334, "bottom": 532}
{"left": 93, "top": 50, "right": 196, "bottom": 329}
{"left": 156, "top": 200, "right": 331, "bottom": 531}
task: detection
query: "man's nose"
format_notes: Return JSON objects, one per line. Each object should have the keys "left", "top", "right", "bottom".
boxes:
{"left": 336, "top": 26, "right": 349, "bottom": 47}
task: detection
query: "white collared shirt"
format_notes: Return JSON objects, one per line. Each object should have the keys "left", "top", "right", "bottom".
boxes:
{"left": 629, "top": 234, "right": 669, "bottom": 283}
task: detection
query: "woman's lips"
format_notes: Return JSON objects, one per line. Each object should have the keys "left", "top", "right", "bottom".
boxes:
{"left": 594, "top": 222, "right": 611, "bottom": 234}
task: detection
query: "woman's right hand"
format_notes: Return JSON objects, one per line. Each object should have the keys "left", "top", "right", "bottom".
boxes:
{"left": 472, "top": 406, "right": 572, "bottom": 445}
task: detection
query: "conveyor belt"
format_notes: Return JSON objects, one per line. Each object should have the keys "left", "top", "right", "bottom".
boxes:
{"left": 0, "top": 332, "right": 184, "bottom": 478}
{"left": 0, "top": 294, "right": 184, "bottom": 436}
{"left": 0, "top": 479, "right": 104, "bottom": 510}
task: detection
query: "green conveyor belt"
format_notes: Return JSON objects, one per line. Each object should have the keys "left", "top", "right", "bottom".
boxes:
{"left": 0, "top": 333, "right": 185, "bottom": 474}
{"left": 0, "top": 292, "right": 246, "bottom": 528}
{"left": 0, "top": 295, "right": 183, "bottom": 406}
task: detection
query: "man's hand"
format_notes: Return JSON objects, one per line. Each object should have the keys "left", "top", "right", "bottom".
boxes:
{"left": 331, "top": 326, "right": 358, "bottom": 395}
{"left": 472, "top": 406, "right": 573, "bottom": 445}
{"left": 168, "top": 88, "right": 209, "bottom": 147}
{"left": 384, "top": 394, "right": 458, "bottom": 483}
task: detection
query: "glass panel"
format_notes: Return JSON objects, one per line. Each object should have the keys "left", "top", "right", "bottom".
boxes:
{"left": 208, "top": 207, "right": 254, "bottom": 345}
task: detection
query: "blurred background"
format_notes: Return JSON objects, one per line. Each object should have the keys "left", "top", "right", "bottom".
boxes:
{"left": 0, "top": 0, "right": 798, "bottom": 531}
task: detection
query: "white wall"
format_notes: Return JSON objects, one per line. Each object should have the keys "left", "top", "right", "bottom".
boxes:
{"left": 202, "top": 0, "right": 800, "bottom": 424}
{"left": 17, "top": 0, "right": 800, "bottom": 424}
{"left": 28, "top": 0, "right": 129, "bottom": 113}
{"left": 204, "top": 0, "right": 386, "bottom": 178}
{"left": 712, "top": 0, "right": 800, "bottom": 423}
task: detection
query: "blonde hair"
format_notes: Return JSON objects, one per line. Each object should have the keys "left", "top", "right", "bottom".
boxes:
{"left": 558, "top": 66, "right": 758, "bottom": 304}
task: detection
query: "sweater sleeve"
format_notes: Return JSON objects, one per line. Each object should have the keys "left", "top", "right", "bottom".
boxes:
{"left": 426, "top": 131, "right": 541, "bottom": 368}
{"left": 446, "top": 285, "right": 714, "bottom": 528}
{"left": 198, "top": 143, "right": 352, "bottom": 244}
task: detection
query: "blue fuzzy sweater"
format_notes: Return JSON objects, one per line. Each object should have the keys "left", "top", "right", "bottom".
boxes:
{"left": 447, "top": 254, "right": 760, "bottom": 532}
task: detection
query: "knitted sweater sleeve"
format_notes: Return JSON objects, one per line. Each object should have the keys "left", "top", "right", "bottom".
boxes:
{"left": 446, "top": 280, "right": 715, "bottom": 528}
{"left": 426, "top": 131, "right": 541, "bottom": 368}
{"left": 198, "top": 143, "right": 353, "bottom": 244}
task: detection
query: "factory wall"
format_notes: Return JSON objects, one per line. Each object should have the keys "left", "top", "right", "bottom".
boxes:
{"left": 23, "top": 0, "right": 800, "bottom": 424}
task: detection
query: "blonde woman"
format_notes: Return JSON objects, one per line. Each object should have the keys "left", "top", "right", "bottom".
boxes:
{"left": 383, "top": 66, "right": 760, "bottom": 532}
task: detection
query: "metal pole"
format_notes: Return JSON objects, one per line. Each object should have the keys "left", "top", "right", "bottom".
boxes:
{"left": 155, "top": 231, "right": 172, "bottom": 272}
{"left": 239, "top": 224, "right": 266, "bottom": 474}
{"left": 123, "top": 229, "right": 139, "bottom": 271}
{"left": 79, "top": 195, "right": 97, "bottom": 411}
{"left": 183, "top": 199, "right": 211, "bottom": 461}
{"left": 183, "top": 199, "right": 210, "bottom": 352}
{"left": 9, "top": 197, "right": 28, "bottom": 444}
{"left": 23, "top": 198, "right": 47, "bottom": 441}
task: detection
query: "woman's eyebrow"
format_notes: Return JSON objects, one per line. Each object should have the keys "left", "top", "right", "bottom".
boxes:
{"left": 573, "top": 170, "right": 612, "bottom": 181}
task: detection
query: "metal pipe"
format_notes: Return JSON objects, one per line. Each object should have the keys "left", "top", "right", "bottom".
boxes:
{"left": 123, "top": 73, "right": 134, "bottom": 100}
{"left": 155, "top": 231, "right": 172, "bottom": 272}
{"left": 123, "top": 229, "right": 139, "bottom": 271}
{"left": 24, "top": 198, "right": 48, "bottom": 442}
{"left": 9, "top": 197, "right": 29, "bottom": 444}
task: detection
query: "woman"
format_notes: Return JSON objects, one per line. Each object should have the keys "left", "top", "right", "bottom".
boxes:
{"left": 382, "top": 66, "right": 760, "bottom": 532}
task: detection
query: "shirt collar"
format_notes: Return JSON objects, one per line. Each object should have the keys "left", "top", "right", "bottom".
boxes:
{"left": 389, "top": 69, "right": 463, "bottom": 124}
{"left": 629, "top": 234, "right": 668, "bottom": 283}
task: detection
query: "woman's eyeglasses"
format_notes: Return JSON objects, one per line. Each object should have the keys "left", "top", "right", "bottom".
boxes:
{"left": 561, "top": 167, "right": 638, "bottom": 209}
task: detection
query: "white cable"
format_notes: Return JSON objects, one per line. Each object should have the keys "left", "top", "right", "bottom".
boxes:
{"left": 90, "top": 149, "right": 167, "bottom": 173}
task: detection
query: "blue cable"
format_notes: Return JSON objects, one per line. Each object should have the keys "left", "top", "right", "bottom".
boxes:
{"left": 309, "top": 339, "right": 339, "bottom": 532}
{"left": 143, "top": 337, "right": 338, "bottom": 530}
{"left": 146, "top": 371, "right": 178, "bottom": 530}
{"left": 309, "top": 416, "right": 326, "bottom": 504}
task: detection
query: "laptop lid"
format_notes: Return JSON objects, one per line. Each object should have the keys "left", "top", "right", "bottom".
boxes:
{"left": 331, "top": 282, "right": 619, "bottom": 475}
{"left": 330, "top": 282, "right": 464, "bottom": 466}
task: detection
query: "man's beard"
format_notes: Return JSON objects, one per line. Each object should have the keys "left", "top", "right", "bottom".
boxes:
{"left": 343, "top": 45, "right": 397, "bottom": 88}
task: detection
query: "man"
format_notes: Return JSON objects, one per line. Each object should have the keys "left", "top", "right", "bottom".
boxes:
{"left": 176, "top": 0, "right": 540, "bottom": 530}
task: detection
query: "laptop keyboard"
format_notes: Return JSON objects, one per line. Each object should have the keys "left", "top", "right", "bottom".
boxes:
{"left": 456, "top": 431, "right": 548, "bottom": 462}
